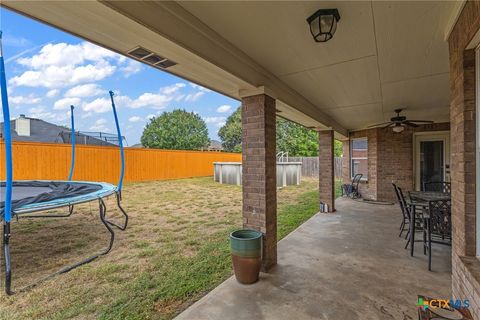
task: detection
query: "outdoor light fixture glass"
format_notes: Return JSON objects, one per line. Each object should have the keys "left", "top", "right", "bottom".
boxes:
{"left": 392, "top": 124, "right": 405, "bottom": 133}
{"left": 307, "top": 9, "right": 341, "bottom": 42}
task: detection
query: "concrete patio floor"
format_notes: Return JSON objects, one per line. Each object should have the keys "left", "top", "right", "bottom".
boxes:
{"left": 175, "top": 197, "right": 451, "bottom": 320}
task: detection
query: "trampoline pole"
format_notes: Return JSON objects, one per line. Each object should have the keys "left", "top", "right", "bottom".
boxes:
{"left": 104, "top": 91, "right": 128, "bottom": 231}
{"left": 0, "top": 33, "right": 13, "bottom": 223}
{"left": 0, "top": 32, "right": 14, "bottom": 295}
{"left": 68, "top": 105, "right": 76, "bottom": 181}
{"left": 3, "top": 223, "right": 11, "bottom": 295}
{"left": 108, "top": 91, "right": 125, "bottom": 195}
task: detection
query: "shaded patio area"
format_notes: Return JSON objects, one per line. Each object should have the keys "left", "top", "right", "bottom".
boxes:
{"left": 176, "top": 197, "right": 451, "bottom": 320}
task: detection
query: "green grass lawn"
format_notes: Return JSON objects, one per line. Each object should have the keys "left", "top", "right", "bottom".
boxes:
{"left": 1, "top": 177, "right": 342, "bottom": 320}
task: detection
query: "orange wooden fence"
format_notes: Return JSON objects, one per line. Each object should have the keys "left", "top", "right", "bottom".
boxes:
{"left": 0, "top": 141, "right": 242, "bottom": 184}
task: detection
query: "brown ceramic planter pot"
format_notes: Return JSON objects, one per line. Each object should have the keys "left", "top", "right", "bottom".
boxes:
{"left": 230, "top": 229, "right": 262, "bottom": 284}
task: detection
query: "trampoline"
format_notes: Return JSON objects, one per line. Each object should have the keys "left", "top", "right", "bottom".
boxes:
{"left": 0, "top": 181, "right": 116, "bottom": 215}
{"left": 0, "top": 32, "right": 129, "bottom": 294}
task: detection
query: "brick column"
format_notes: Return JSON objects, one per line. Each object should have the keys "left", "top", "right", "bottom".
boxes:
{"left": 242, "top": 94, "right": 277, "bottom": 271}
{"left": 319, "top": 130, "right": 335, "bottom": 212}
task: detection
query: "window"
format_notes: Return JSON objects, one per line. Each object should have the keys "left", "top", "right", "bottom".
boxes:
{"left": 351, "top": 138, "right": 368, "bottom": 179}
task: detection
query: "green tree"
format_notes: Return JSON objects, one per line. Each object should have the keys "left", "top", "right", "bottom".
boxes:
{"left": 218, "top": 107, "right": 242, "bottom": 152}
{"left": 276, "top": 117, "right": 319, "bottom": 156}
{"left": 334, "top": 140, "right": 343, "bottom": 157}
{"left": 141, "top": 109, "right": 210, "bottom": 150}
{"left": 218, "top": 107, "right": 345, "bottom": 157}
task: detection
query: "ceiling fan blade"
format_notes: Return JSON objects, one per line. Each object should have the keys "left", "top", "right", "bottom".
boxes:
{"left": 403, "top": 121, "right": 419, "bottom": 127}
{"left": 367, "top": 122, "right": 392, "bottom": 128}
{"left": 404, "top": 120, "right": 434, "bottom": 124}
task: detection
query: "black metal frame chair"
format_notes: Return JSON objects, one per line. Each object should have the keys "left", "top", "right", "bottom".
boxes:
{"left": 423, "top": 181, "right": 451, "bottom": 194}
{"left": 392, "top": 183, "right": 410, "bottom": 238}
{"left": 395, "top": 187, "right": 427, "bottom": 252}
{"left": 424, "top": 199, "right": 452, "bottom": 271}
{"left": 342, "top": 174, "right": 363, "bottom": 199}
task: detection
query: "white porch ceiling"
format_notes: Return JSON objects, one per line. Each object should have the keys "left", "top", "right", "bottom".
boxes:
{"left": 179, "top": 1, "right": 454, "bottom": 130}
{"left": 3, "top": 1, "right": 457, "bottom": 135}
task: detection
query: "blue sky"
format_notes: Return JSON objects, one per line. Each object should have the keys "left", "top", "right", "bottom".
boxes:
{"left": 0, "top": 8, "right": 239, "bottom": 145}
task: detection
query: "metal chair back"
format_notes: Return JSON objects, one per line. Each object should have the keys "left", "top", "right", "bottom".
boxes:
{"left": 427, "top": 199, "right": 452, "bottom": 240}
{"left": 396, "top": 186, "right": 411, "bottom": 222}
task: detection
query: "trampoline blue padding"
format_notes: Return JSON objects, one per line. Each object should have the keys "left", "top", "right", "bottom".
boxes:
{"left": 0, "top": 180, "right": 117, "bottom": 216}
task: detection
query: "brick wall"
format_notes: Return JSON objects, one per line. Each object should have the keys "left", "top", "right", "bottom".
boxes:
{"left": 319, "top": 130, "right": 335, "bottom": 212}
{"left": 342, "top": 123, "right": 449, "bottom": 202}
{"left": 241, "top": 94, "right": 277, "bottom": 271}
{"left": 344, "top": 129, "right": 378, "bottom": 200}
{"left": 448, "top": 1, "right": 480, "bottom": 316}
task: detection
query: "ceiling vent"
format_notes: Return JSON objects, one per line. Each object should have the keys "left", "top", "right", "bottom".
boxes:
{"left": 127, "top": 46, "right": 177, "bottom": 69}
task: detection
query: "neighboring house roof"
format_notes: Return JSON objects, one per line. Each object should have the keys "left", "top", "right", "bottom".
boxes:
{"left": 208, "top": 139, "right": 223, "bottom": 151}
{"left": 130, "top": 143, "right": 144, "bottom": 148}
{"left": 0, "top": 116, "right": 116, "bottom": 146}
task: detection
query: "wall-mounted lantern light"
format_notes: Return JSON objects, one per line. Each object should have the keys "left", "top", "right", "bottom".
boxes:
{"left": 307, "top": 9, "right": 341, "bottom": 42}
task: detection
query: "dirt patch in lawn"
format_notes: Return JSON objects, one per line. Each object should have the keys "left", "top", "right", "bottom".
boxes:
{"left": 0, "top": 177, "right": 318, "bottom": 320}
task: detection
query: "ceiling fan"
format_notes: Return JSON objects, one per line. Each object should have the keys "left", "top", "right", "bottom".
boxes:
{"left": 368, "top": 108, "right": 433, "bottom": 133}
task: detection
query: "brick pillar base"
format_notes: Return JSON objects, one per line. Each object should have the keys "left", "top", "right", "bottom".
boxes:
{"left": 319, "top": 130, "right": 335, "bottom": 212}
{"left": 241, "top": 94, "right": 277, "bottom": 271}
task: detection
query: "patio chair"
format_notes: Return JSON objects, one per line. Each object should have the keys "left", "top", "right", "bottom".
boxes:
{"left": 396, "top": 187, "right": 426, "bottom": 251}
{"left": 392, "top": 183, "right": 409, "bottom": 238}
{"left": 423, "top": 181, "right": 451, "bottom": 194}
{"left": 425, "top": 199, "right": 452, "bottom": 271}
{"left": 341, "top": 174, "right": 362, "bottom": 199}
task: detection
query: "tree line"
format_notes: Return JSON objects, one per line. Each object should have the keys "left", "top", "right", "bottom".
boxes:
{"left": 141, "top": 107, "right": 342, "bottom": 157}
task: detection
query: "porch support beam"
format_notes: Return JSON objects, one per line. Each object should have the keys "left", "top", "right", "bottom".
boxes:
{"left": 319, "top": 130, "right": 335, "bottom": 212}
{"left": 241, "top": 93, "right": 277, "bottom": 271}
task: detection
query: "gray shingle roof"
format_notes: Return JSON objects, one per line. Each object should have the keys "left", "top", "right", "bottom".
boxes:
{"left": 0, "top": 117, "right": 116, "bottom": 146}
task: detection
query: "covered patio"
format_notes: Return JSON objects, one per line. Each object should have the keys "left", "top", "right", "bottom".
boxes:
{"left": 176, "top": 197, "right": 451, "bottom": 319}
{"left": 3, "top": 1, "right": 480, "bottom": 318}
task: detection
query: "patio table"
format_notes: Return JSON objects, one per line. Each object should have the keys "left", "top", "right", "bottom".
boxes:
{"left": 409, "top": 191, "right": 451, "bottom": 202}
{"left": 407, "top": 191, "right": 451, "bottom": 256}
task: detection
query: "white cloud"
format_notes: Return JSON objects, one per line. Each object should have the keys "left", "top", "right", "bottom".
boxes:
{"left": 146, "top": 114, "right": 156, "bottom": 120}
{"left": 115, "top": 84, "right": 187, "bottom": 110}
{"left": 189, "top": 82, "right": 211, "bottom": 92}
{"left": 10, "top": 95, "right": 41, "bottom": 105}
{"left": 130, "top": 92, "right": 171, "bottom": 109}
{"left": 161, "top": 83, "right": 186, "bottom": 95}
{"left": 54, "top": 97, "right": 81, "bottom": 110}
{"left": 81, "top": 112, "right": 93, "bottom": 119}
{"left": 3, "top": 35, "right": 32, "bottom": 48}
{"left": 80, "top": 82, "right": 197, "bottom": 114}
{"left": 17, "top": 42, "right": 119, "bottom": 69}
{"left": 120, "top": 60, "right": 142, "bottom": 78}
{"left": 28, "top": 106, "right": 68, "bottom": 122}
{"left": 204, "top": 116, "right": 226, "bottom": 127}
{"left": 217, "top": 105, "right": 232, "bottom": 113}
{"left": 128, "top": 116, "right": 142, "bottom": 123}
{"left": 46, "top": 89, "right": 59, "bottom": 98}
{"left": 82, "top": 97, "right": 111, "bottom": 113}
{"left": 9, "top": 62, "right": 116, "bottom": 89}
{"left": 90, "top": 118, "right": 109, "bottom": 132}
{"left": 9, "top": 42, "right": 120, "bottom": 89}
{"left": 64, "top": 83, "right": 104, "bottom": 98}
{"left": 185, "top": 91, "right": 204, "bottom": 102}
